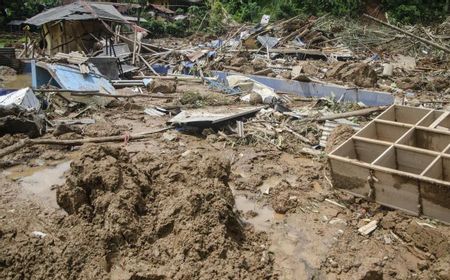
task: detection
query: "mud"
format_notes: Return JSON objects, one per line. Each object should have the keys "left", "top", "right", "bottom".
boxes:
{"left": 0, "top": 87, "right": 449, "bottom": 279}
{"left": 1, "top": 145, "right": 273, "bottom": 279}
{"left": 325, "top": 125, "right": 355, "bottom": 154}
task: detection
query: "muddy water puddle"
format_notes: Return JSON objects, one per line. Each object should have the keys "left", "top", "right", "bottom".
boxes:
{"left": 234, "top": 193, "right": 279, "bottom": 231}
{"left": 1, "top": 74, "right": 32, "bottom": 89}
{"left": 3, "top": 160, "right": 71, "bottom": 208}
{"left": 233, "top": 185, "right": 342, "bottom": 279}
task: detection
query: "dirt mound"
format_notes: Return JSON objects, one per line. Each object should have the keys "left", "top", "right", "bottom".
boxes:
{"left": 83, "top": 122, "right": 128, "bottom": 137}
{"left": 327, "top": 63, "right": 378, "bottom": 88}
{"left": 325, "top": 125, "right": 355, "bottom": 154}
{"left": 1, "top": 145, "right": 273, "bottom": 279}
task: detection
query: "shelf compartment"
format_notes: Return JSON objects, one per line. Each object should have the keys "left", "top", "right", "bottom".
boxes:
{"left": 421, "top": 157, "right": 450, "bottom": 223}
{"left": 331, "top": 138, "right": 390, "bottom": 163}
{"left": 436, "top": 114, "right": 450, "bottom": 131}
{"left": 378, "top": 106, "right": 430, "bottom": 124}
{"left": 356, "top": 121, "right": 410, "bottom": 143}
{"left": 328, "top": 105, "right": 450, "bottom": 223}
{"left": 398, "top": 128, "right": 450, "bottom": 152}
{"left": 373, "top": 146, "right": 436, "bottom": 175}
{"left": 423, "top": 157, "right": 450, "bottom": 181}
{"left": 417, "top": 110, "right": 445, "bottom": 127}
{"left": 329, "top": 139, "right": 391, "bottom": 198}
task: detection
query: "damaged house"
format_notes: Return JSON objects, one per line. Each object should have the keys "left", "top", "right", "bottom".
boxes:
{"left": 24, "top": 1, "right": 134, "bottom": 56}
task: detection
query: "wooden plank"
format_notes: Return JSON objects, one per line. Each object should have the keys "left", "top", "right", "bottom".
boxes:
{"left": 423, "top": 111, "right": 448, "bottom": 128}
{"left": 372, "top": 170, "right": 420, "bottom": 215}
{"left": 356, "top": 121, "right": 410, "bottom": 143}
{"left": 329, "top": 158, "right": 371, "bottom": 197}
{"left": 421, "top": 180, "right": 450, "bottom": 223}
{"left": 378, "top": 106, "right": 431, "bottom": 124}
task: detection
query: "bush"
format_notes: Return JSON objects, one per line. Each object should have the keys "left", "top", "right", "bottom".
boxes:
{"left": 221, "top": 0, "right": 447, "bottom": 25}
{"left": 382, "top": 0, "right": 448, "bottom": 24}
{"left": 141, "top": 18, "right": 167, "bottom": 38}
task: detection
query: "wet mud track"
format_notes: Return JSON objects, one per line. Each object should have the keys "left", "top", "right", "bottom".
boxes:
{"left": 0, "top": 102, "right": 449, "bottom": 280}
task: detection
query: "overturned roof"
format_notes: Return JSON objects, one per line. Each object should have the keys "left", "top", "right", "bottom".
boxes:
{"left": 25, "top": 1, "right": 128, "bottom": 26}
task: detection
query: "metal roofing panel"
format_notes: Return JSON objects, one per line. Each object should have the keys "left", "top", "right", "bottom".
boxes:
{"left": 25, "top": 1, "right": 127, "bottom": 26}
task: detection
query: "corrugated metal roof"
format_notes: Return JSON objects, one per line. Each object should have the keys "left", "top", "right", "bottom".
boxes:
{"left": 25, "top": 1, "right": 128, "bottom": 26}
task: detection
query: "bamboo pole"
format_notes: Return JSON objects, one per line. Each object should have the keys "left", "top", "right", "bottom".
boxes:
{"left": 363, "top": 14, "right": 450, "bottom": 54}
{"left": 0, "top": 127, "right": 172, "bottom": 158}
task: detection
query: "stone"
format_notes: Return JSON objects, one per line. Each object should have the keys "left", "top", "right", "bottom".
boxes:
{"left": 149, "top": 80, "right": 177, "bottom": 93}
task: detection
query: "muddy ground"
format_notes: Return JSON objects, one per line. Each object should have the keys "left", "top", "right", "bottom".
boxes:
{"left": 0, "top": 82, "right": 449, "bottom": 280}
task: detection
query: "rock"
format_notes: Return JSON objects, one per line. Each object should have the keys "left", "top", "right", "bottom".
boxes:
{"left": 149, "top": 79, "right": 177, "bottom": 93}
{"left": 361, "top": 269, "right": 383, "bottom": 280}
{"left": 326, "top": 62, "right": 348, "bottom": 78}
{"left": 252, "top": 58, "right": 267, "bottom": 71}
{"left": 249, "top": 92, "right": 263, "bottom": 105}
{"left": 431, "top": 255, "right": 450, "bottom": 280}
{"left": 340, "top": 63, "right": 377, "bottom": 88}
{"left": 230, "top": 57, "right": 247, "bottom": 67}
{"left": 380, "top": 211, "right": 398, "bottom": 229}
{"left": 353, "top": 64, "right": 378, "bottom": 87}
{"left": 300, "top": 61, "right": 319, "bottom": 75}
{"left": 53, "top": 124, "right": 82, "bottom": 137}
{"left": 401, "top": 221, "right": 450, "bottom": 258}
{"left": 358, "top": 220, "right": 378, "bottom": 236}
{"left": 280, "top": 71, "right": 292, "bottom": 80}
{"left": 240, "top": 65, "right": 254, "bottom": 75}
{"left": 0, "top": 105, "right": 45, "bottom": 138}
{"left": 162, "top": 131, "right": 178, "bottom": 142}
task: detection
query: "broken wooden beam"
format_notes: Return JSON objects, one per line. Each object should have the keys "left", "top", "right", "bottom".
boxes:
{"left": 314, "top": 106, "right": 386, "bottom": 122}
{"left": 0, "top": 127, "right": 172, "bottom": 158}
{"left": 68, "top": 92, "right": 176, "bottom": 99}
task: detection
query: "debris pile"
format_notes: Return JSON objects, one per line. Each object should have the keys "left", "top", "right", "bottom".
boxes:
{"left": 0, "top": 3, "right": 449, "bottom": 279}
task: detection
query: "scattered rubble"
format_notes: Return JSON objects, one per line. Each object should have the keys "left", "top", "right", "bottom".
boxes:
{"left": 0, "top": 2, "right": 449, "bottom": 279}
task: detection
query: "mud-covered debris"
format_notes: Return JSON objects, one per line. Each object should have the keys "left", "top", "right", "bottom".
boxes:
{"left": 0, "top": 105, "right": 45, "bottom": 138}
{"left": 325, "top": 124, "right": 355, "bottom": 153}
{"left": 358, "top": 220, "right": 378, "bottom": 236}
{"left": 149, "top": 79, "right": 177, "bottom": 93}
{"left": 0, "top": 66, "right": 17, "bottom": 79}
{"left": 53, "top": 124, "right": 82, "bottom": 137}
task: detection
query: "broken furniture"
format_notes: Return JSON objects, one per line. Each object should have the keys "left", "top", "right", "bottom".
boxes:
{"left": 329, "top": 105, "right": 450, "bottom": 223}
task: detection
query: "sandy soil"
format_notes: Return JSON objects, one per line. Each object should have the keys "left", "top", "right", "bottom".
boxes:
{"left": 0, "top": 85, "right": 449, "bottom": 280}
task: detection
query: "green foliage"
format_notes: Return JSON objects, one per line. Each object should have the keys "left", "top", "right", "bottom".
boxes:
{"left": 0, "top": 0, "right": 59, "bottom": 27}
{"left": 141, "top": 18, "right": 166, "bottom": 37}
{"left": 221, "top": 0, "right": 447, "bottom": 24}
{"left": 208, "top": 1, "right": 226, "bottom": 34}
{"left": 165, "top": 20, "right": 188, "bottom": 37}
{"left": 232, "top": 1, "right": 261, "bottom": 22}
{"left": 221, "top": 0, "right": 364, "bottom": 22}
{"left": 179, "top": 91, "right": 232, "bottom": 108}
{"left": 382, "top": 0, "right": 448, "bottom": 24}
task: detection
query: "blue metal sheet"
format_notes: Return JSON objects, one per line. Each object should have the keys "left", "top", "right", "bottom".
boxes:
{"left": 33, "top": 62, "right": 115, "bottom": 94}
{"left": 213, "top": 71, "right": 394, "bottom": 107}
